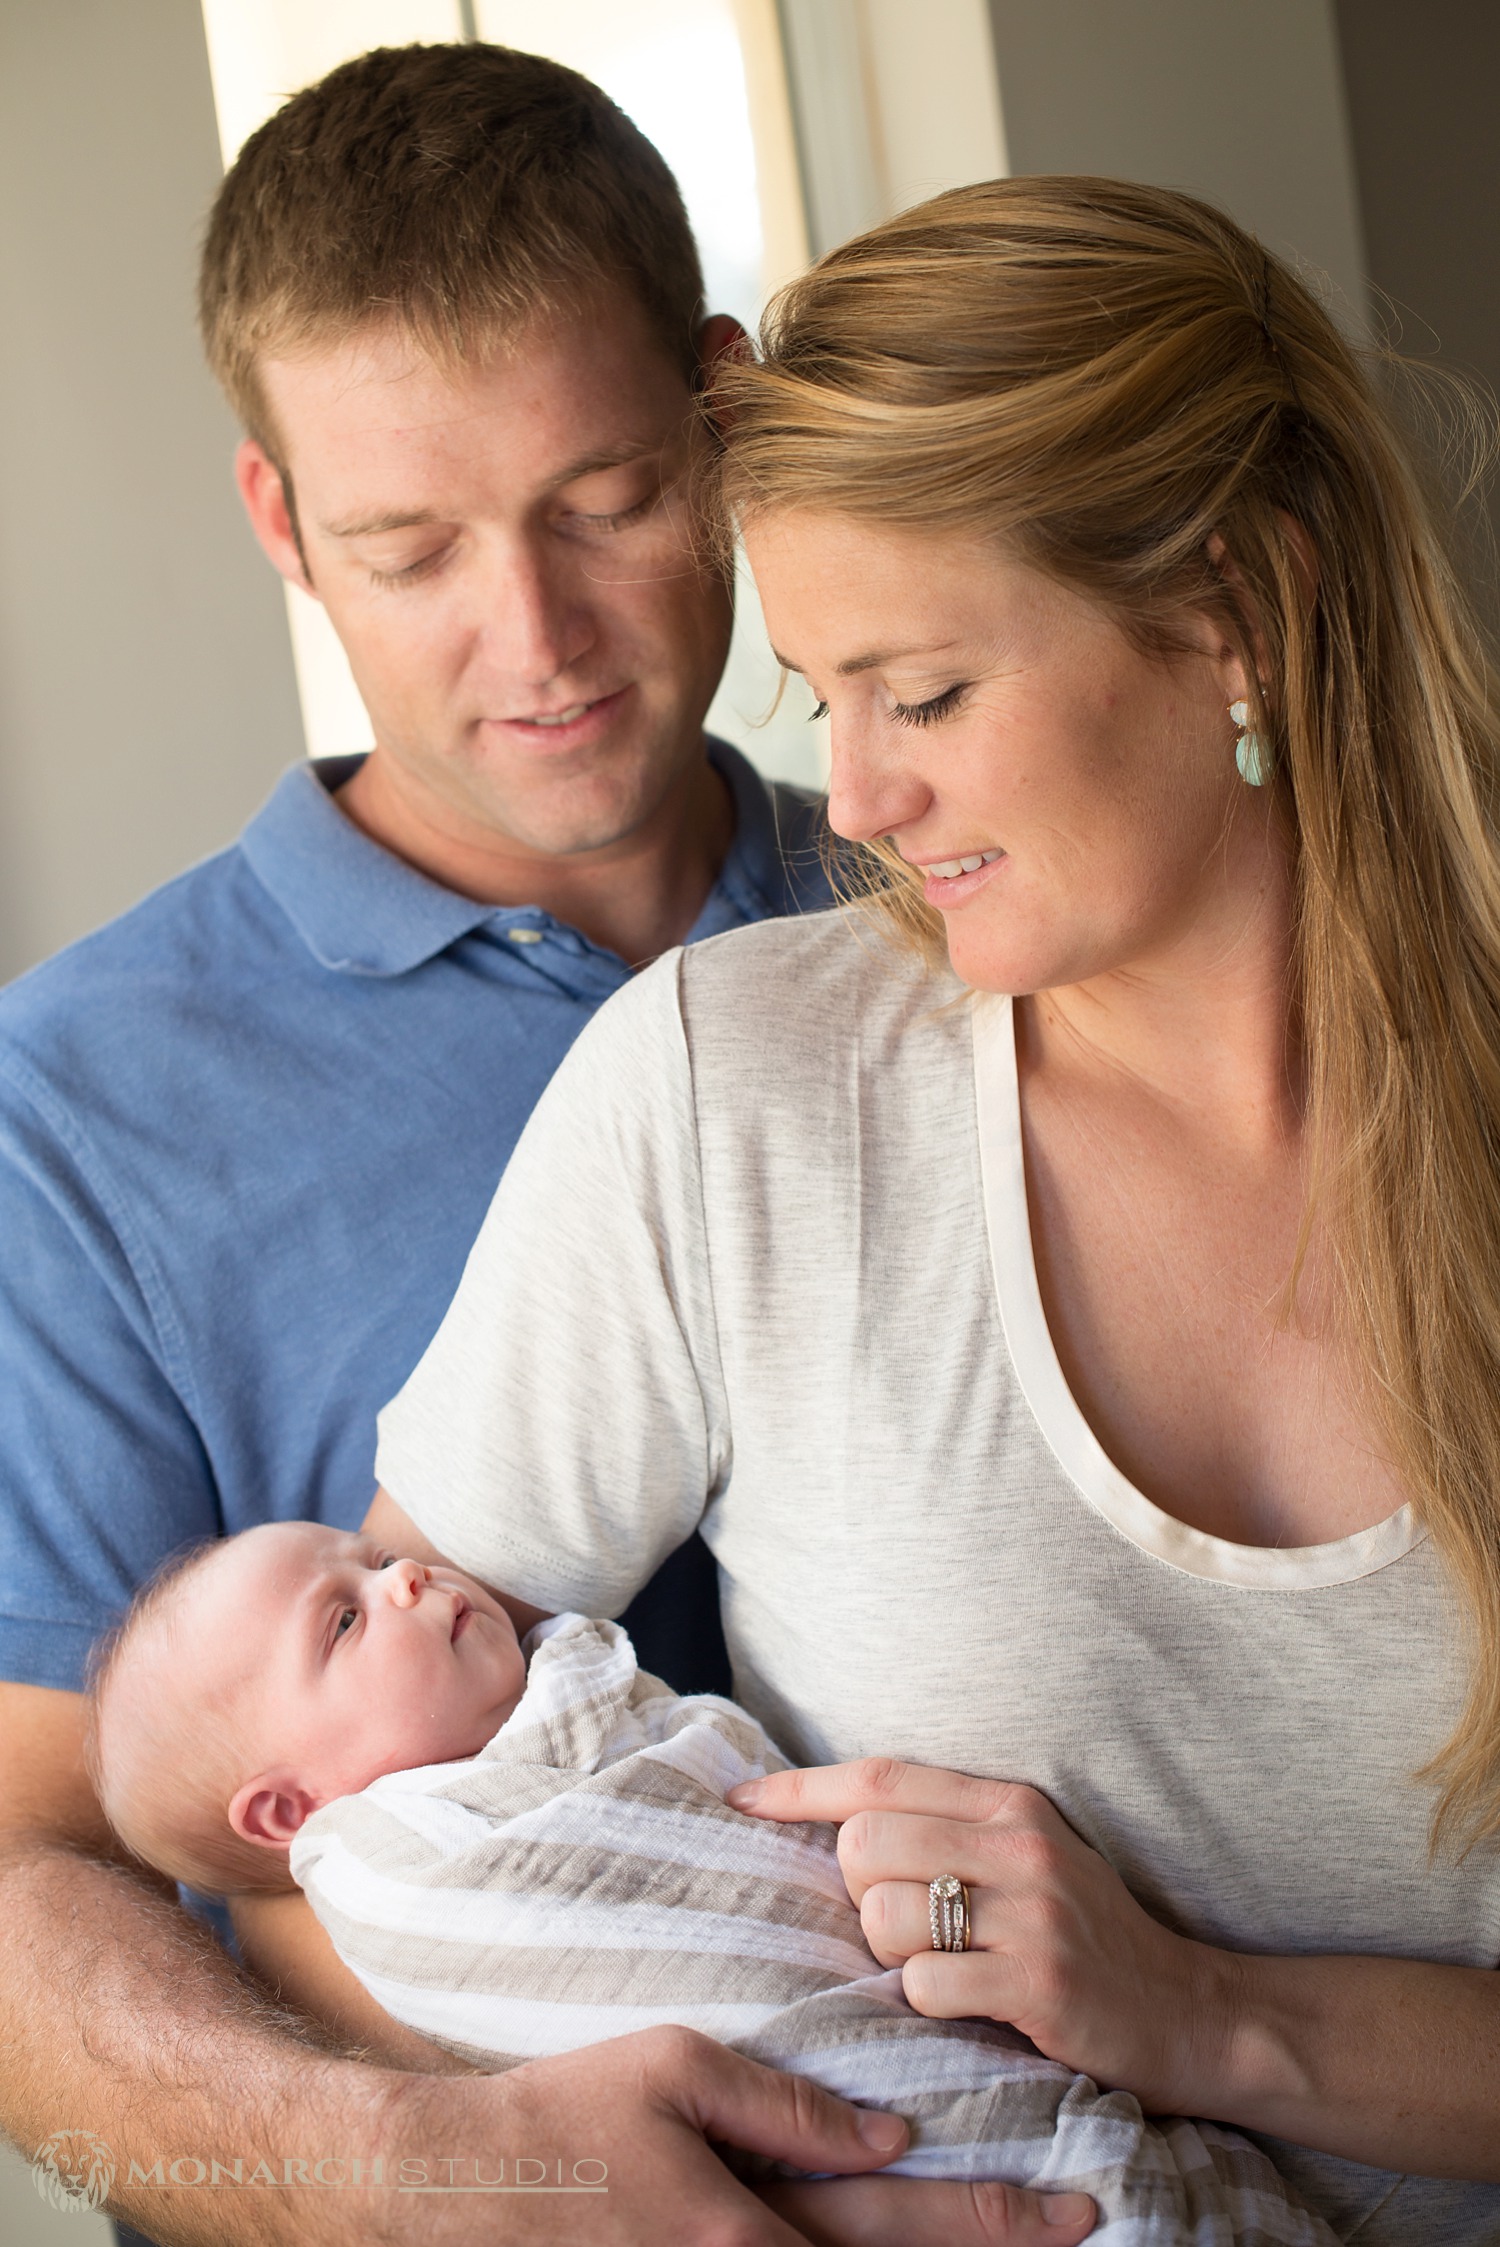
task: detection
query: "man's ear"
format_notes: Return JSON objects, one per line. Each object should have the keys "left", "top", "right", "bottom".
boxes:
{"left": 694, "top": 313, "right": 751, "bottom": 430}
{"left": 234, "top": 440, "right": 317, "bottom": 599}
{"left": 228, "top": 1770, "right": 321, "bottom": 1853}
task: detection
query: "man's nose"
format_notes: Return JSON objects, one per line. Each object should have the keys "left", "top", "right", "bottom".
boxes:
{"left": 478, "top": 536, "right": 595, "bottom": 688}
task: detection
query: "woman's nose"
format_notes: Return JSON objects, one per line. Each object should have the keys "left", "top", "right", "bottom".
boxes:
{"left": 826, "top": 726, "right": 931, "bottom": 846}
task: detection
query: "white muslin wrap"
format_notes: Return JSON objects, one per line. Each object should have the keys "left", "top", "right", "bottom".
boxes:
{"left": 292, "top": 1615, "right": 1333, "bottom": 2244}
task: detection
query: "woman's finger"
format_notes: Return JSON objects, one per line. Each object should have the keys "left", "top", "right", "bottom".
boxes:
{"left": 838, "top": 1811, "right": 993, "bottom": 1906}
{"left": 901, "top": 1945, "right": 1035, "bottom": 2024}
{"left": 860, "top": 1875, "right": 1012, "bottom": 1965}
{"left": 730, "top": 1756, "right": 1049, "bottom": 1832}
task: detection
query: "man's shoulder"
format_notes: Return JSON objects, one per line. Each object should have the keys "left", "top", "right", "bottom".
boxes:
{"left": 0, "top": 840, "right": 288, "bottom": 1108}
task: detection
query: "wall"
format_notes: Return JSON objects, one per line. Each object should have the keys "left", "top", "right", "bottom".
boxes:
{"left": 1334, "top": 0, "right": 1500, "bottom": 599}
{"left": 987, "top": 0, "right": 1367, "bottom": 329}
{"left": 0, "top": 0, "right": 302, "bottom": 984}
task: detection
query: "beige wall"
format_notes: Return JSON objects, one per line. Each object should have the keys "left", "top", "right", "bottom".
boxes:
{"left": 987, "top": 0, "right": 1368, "bottom": 330}
{"left": 1334, "top": 0, "right": 1500, "bottom": 610}
{"left": 0, "top": 0, "right": 301, "bottom": 984}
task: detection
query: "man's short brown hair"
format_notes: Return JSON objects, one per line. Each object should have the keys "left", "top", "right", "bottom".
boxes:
{"left": 199, "top": 42, "right": 706, "bottom": 451}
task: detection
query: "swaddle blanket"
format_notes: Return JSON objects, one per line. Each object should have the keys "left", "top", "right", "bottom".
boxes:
{"left": 291, "top": 1614, "right": 1334, "bottom": 2244}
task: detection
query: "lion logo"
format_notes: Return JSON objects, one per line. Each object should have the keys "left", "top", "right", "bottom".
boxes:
{"left": 31, "top": 2130, "right": 116, "bottom": 2214}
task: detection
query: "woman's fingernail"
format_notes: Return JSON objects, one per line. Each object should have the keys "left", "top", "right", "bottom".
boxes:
{"left": 855, "top": 2109, "right": 907, "bottom": 2152}
{"left": 1044, "top": 2193, "right": 1094, "bottom": 2227}
{"left": 727, "top": 1782, "right": 762, "bottom": 1808}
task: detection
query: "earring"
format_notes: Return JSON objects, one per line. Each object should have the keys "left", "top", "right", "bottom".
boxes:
{"left": 1230, "top": 699, "right": 1267, "bottom": 786}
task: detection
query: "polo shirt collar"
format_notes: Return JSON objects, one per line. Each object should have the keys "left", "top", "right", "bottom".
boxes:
{"left": 239, "top": 737, "right": 791, "bottom": 978}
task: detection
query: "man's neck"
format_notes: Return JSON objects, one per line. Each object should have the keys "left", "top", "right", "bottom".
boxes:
{"left": 334, "top": 746, "right": 736, "bottom": 967}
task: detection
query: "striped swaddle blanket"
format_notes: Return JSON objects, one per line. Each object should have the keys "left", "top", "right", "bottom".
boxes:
{"left": 290, "top": 1615, "right": 1333, "bottom": 2244}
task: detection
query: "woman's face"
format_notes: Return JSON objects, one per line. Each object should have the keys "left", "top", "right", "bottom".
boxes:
{"left": 743, "top": 509, "right": 1269, "bottom": 997}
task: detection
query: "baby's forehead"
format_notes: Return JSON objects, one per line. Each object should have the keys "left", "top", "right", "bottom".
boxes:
{"left": 175, "top": 1521, "right": 354, "bottom": 1641}
{"left": 215, "top": 1519, "right": 356, "bottom": 1587}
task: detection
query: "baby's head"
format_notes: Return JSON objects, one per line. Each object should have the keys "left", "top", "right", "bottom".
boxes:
{"left": 88, "top": 1523, "right": 527, "bottom": 1894}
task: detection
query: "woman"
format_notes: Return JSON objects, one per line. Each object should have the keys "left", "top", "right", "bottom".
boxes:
{"left": 373, "top": 180, "right": 1500, "bottom": 2236}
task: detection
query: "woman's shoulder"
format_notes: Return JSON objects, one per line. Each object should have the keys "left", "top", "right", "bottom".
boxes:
{"left": 679, "top": 904, "right": 964, "bottom": 1050}
{"left": 533, "top": 906, "right": 970, "bottom": 1153}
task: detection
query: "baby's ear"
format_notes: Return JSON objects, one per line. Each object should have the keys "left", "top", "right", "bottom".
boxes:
{"left": 228, "top": 1772, "right": 320, "bottom": 1852}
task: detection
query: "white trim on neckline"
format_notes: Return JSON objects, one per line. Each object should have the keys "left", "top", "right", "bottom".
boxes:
{"left": 971, "top": 991, "right": 1424, "bottom": 1589}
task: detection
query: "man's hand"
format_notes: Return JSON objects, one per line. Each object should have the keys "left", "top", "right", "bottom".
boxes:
{"left": 765, "top": 2178, "right": 1095, "bottom": 2244}
{"left": 374, "top": 2033, "right": 1093, "bottom": 2247}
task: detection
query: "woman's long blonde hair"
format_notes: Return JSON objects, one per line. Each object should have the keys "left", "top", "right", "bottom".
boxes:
{"left": 715, "top": 176, "right": 1500, "bottom": 1852}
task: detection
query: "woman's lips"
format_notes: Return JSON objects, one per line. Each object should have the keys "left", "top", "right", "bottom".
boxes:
{"left": 921, "top": 850, "right": 1007, "bottom": 907}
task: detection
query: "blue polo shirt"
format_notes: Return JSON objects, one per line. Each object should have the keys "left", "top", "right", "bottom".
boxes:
{"left": 0, "top": 739, "right": 829, "bottom": 1698}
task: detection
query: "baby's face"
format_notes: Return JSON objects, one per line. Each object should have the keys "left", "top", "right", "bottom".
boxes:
{"left": 184, "top": 1523, "right": 526, "bottom": 1850}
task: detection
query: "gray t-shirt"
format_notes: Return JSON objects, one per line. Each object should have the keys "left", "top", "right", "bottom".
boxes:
{"left": 377, "top": 910, "right": 1500, "bottom": 2244}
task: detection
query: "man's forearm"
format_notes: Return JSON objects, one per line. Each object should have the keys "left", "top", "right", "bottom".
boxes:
{"left": 0, "top": 1839, "right": 413, "bottom": 2244}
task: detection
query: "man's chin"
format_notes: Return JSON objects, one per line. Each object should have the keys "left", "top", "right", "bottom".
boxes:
{"left": 463, "top": 745, "right": 707, "bottom": 860}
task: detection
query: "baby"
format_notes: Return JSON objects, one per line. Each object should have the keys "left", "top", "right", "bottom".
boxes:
{"left": 90, "top": 1524, "right": 1335, "bottom": 2243}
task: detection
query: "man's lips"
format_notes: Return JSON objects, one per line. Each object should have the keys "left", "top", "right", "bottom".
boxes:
{"left": 483, "top": 687, "right": 630, "bottom": 746}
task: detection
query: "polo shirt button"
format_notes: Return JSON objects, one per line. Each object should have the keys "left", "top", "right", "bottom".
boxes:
{"left": 506, "top": 928, "right": 545, "bottom": 944}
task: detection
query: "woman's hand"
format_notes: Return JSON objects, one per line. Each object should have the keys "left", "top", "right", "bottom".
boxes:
{"left": 729, "top": 1759, "right": 1231, "bottom": 2114}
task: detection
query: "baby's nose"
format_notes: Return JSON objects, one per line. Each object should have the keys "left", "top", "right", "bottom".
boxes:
{"left": 388, "top": 1559, "right": 431, "bottom": 1604}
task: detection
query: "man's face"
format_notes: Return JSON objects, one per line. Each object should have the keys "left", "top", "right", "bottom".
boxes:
{"left": 251, "top": 292, "right": 733, "bottom": 859}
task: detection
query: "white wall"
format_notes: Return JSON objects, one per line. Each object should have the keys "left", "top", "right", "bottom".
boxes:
{"left": 779, "top": 0, "right": 1007, "bottom": 251}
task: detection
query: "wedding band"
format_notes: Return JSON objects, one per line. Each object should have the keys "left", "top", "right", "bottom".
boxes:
{"left": 928, "top": 1874, "right": 971, "bottom": 1952}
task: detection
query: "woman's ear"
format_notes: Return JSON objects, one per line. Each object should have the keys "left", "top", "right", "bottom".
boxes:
{"left": 1276, "top": 510, "right": 1320, "bottom": 605}
{"left": 228, "top": 1771, "right": 320, "bottom": 1853}
{"left": 1203, "top": 532, "right": 1264, "bottom": 704}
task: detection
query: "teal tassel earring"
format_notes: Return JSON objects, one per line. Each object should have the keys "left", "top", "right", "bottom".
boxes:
{"left": 1230, "top": 699, "right": 1267, "bottom": 786}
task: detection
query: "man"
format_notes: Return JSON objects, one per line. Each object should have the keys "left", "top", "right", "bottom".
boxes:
{"left": 0, "top": 43, "right": 1092, "bottom": 2247}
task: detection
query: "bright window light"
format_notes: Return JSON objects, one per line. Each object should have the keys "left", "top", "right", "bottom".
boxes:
{"left": 198, "top": 0, "right": 828, "bottom": 788}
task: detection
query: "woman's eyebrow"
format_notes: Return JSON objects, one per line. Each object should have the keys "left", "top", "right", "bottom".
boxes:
{"left": 772, "top": 640, "right": 963, "bottom": 677}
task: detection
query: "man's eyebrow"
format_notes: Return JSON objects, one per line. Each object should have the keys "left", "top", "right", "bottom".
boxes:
{"left": 548, "top": 437, "right": 664, "bottom": 488}
{"left": 772, "top": 640, "right": 962, "bottom": 678}
{"left": 320, "top": 441, "right": 669, "bottom": 541}
{"left": 322, "top": 507, "right": 441, "bottom": 540}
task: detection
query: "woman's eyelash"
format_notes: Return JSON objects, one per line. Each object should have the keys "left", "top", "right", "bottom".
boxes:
{"left": 809, "top": 700, "right": 829, "bottom": 723}
{"left": 891, "top": 683, "right": 969, "bottom": 728}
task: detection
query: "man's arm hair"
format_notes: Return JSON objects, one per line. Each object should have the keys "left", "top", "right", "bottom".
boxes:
{"left": 0, "top": 1681, "right": 949, "bottom": 2247}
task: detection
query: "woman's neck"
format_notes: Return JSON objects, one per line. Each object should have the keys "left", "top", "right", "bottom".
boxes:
{"left": 1017, "top": 825, "right": 1301, "bottom": 1156}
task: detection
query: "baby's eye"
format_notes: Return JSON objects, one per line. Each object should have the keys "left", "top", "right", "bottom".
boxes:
{"left": 378, "top": 1554, "right": 397, "bottom": 1570}
{"left": 334, "top": 1606, "right": 358, "bottom": 1637}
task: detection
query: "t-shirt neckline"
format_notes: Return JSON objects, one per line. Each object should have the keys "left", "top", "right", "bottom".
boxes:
{"left": 971, "top": 991, "right": 1423, "bottom": 1588}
